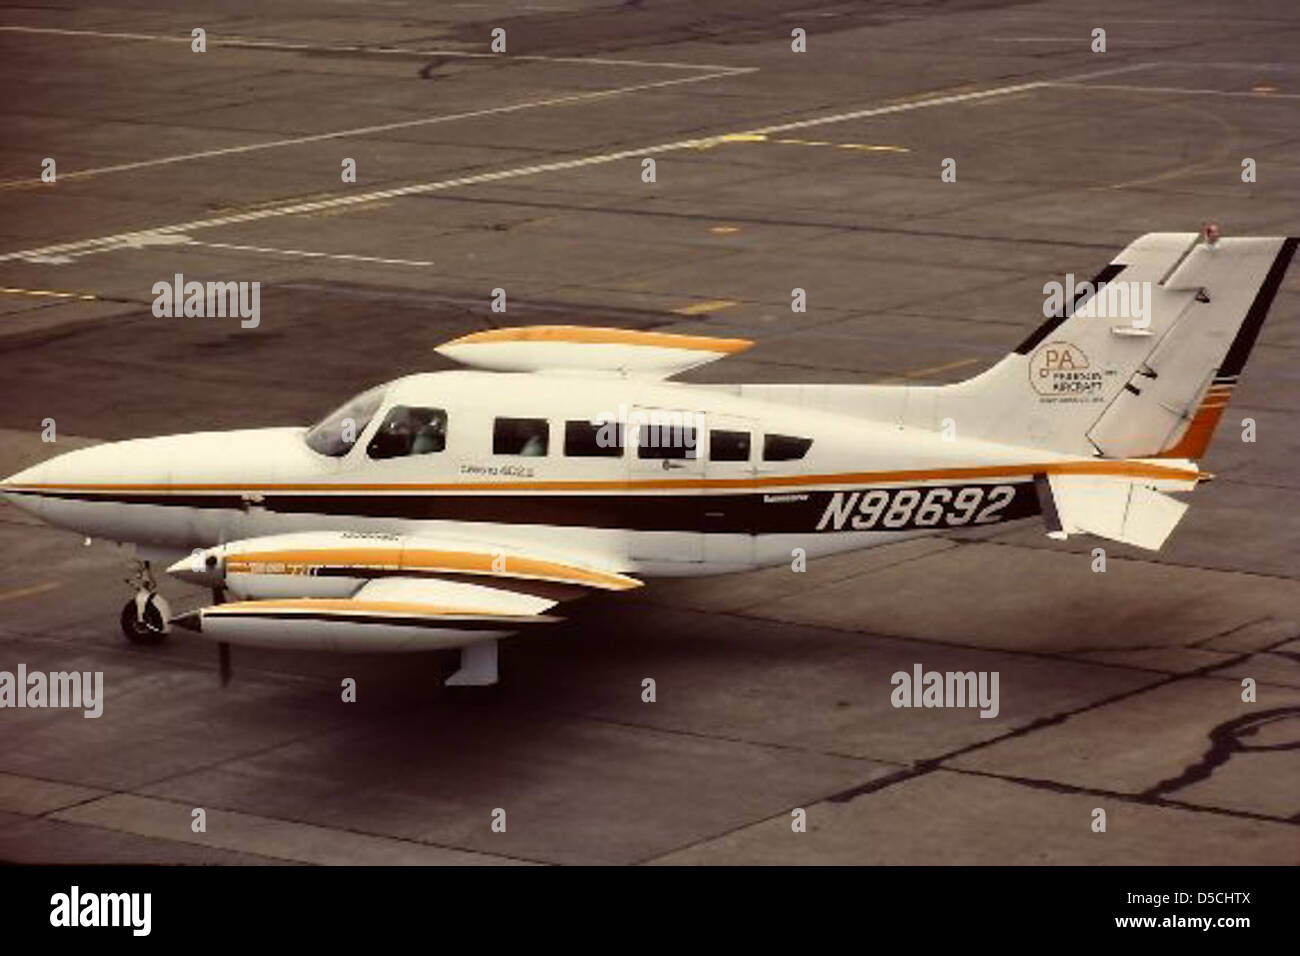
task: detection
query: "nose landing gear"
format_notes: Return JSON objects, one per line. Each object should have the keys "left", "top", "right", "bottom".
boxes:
{"left": 120, "top": 560, "right": 170, "bottom": 645}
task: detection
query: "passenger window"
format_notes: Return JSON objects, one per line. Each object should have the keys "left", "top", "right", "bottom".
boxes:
{"left": 565, "top": 420, "right": 623, "bottom": 458}
{"left": 637, "top": 423, "right": 697, "bottom": 460}
{"left": 367, "top": 405, "right": 448, "bottom": 459}
{"left": 494, "top": 417, "right": 549, "bottom": 456}
{"left": 710, "top": 429, "right": 750, "bottom": 462}
{"left": 763, "top": 434, "right": 812, "bottom": 461}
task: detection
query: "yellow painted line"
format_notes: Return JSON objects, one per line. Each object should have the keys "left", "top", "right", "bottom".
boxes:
{"left": 0, "top": 582, "right": 60, "bottom": 603}
{"left": 833, "top": 143, "right": 910, "bottom": 152}
{"left": 775, "top": 138, "right": 834, "bottom": 147}
{"left": 875, "top": 357, "right": 982, "bottom": 383}
{"left": 0, "top": 287, "right": 98, "bottom": 301}
{"left": 709, "top": 226, "right": 740, "bottom": 235}
{"left": 0, "top": 170, "right": 129, "bottom": 190}
{"left": 672, "top": 299, "right": 738, "bottom": 316}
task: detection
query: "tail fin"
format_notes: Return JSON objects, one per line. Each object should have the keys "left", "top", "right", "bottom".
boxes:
{"left": 942, "top": 233, "right": 1297, "bottom": 457}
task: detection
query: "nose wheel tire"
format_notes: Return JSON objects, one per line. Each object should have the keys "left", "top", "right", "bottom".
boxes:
{"left": 120, "top": 596, "right": 167, "bottom": 645}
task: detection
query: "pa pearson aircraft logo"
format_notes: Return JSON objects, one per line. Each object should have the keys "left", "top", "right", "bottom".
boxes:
{"left": 1028, "top": 341, "right": 1104, "bottom": 398}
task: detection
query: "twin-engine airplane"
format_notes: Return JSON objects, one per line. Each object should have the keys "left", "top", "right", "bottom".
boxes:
{"left": 2, "top": 231, "right": 1295, "bottom": 685}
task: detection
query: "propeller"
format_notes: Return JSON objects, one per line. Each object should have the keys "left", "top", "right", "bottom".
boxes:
{"left": 212, "top": 586, "right": 230, "bottom": 687}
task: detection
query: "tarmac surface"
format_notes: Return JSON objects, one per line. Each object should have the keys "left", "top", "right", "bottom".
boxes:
{"left": 0, "top": 0, "right": 1298, "bottom": 864}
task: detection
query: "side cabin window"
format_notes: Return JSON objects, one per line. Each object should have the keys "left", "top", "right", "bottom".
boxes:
{"left": 367, "top": 405, "right": 448, "bottom": 459}
{"left": 709, "top": 429, "right": 751, "bottom": 462}
{"left": 637, "top": 422, "right": 697, "bottom": 460}
{"left": 564, "top": 419, "right": 624, "bottom": 457}
{"left": 763, "top": 433, "right": 812, "bottom": 462}
{"left": 494, "top": 417, "right": 549, "bottom": 456}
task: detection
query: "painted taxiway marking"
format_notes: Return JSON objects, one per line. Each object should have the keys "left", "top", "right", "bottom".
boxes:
{"left": 0, "top": 67, "right": 753, "bottom": 190}
{"left": 0, "top": 63, "right": 1157, "bottom": 266}
{"left": 1047, "top": 81, "right": 1300, "bottom": 99}
{"left": 697, "top": 133, "right": 909, "bottom": 152}
{"left": 183, "top": 240, "right": 434, "bottom": 267}
{"left": 874, "top": 357, "right": 982, "bottom": 383}
{"left": 0, "top": 287, "right": 98, "bottom": 301}
{"left": 0, "top": 25, "right": 741, "bottom": 71}
{"left": 672, "top": 299, "right": 738, "bottom": 316}
{"left": 0, "top": 582, "right": 60, "bottom": 603}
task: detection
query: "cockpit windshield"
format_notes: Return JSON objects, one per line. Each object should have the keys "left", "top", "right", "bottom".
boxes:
{"left": 303, "top": 386, "right": 386, "bottom": 457}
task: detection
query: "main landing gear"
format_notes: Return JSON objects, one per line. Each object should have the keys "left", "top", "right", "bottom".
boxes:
{"left": 119, "top": 559, "right": 171, "bottom": 646}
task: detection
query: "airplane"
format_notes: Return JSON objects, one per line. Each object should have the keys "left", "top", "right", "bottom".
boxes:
{"left": 2, "top": 230, "right": 1295, "bottom": 686}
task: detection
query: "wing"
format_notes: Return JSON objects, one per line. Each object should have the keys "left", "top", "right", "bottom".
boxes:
{"left": 435, "top": 325, "right": 752, "bottom": 379}
{"left": 166, "top": 531, "right": 640, "bottom": 682}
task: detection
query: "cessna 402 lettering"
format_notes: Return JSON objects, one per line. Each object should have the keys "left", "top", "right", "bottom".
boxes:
{"left": 3, "top": 231, "right": 1295, "bottom": 685}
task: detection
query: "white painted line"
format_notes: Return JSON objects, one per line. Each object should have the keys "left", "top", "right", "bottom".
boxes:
{"left": 186, "top": 239, "right": 434, "bottom": 267}
{"left": 0, "top": 67, "right": 753, "bottom": 187}
{"left": 0, "top": 25, "right": 742, "bottom": 71}
{"left": 0, "top": 64, "right": 1159, "bottom": 266}
{"left": 1048, "top": 81, "right": 1300, "bottom": 99}
{"left": 1154, "top": 61, "right": 1300, "bottom": 71}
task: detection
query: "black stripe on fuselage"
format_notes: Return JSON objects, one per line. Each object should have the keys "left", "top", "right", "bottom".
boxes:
{"left": 1014, "top": 262, "right": 1128, "bottom": 355}
{"left": 13, "top": 481, "right": 1041, "bottom": 534}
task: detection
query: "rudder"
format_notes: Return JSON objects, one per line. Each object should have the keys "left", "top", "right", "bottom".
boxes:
{"left": 939, "top": 232, "right": 1297, "bottom": 458}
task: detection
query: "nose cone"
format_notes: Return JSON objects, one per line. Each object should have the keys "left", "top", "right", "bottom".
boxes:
{"left": 3, "top": 461, "right": 47, "bottom": 485}
{"left": 1, "top": 460, "right": 52, "bottom": 518}
{"left": 2, "top": 443, "right": 128, "bottom": 522}
{"left": 0, "top": 439, "right": 163, "bottom": 531}
{"left": 167, "top": 546, "right": 225, "bottom": 587}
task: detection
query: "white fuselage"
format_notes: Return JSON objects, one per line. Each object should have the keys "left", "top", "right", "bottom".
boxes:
{"left": 4, "top": 369, "right": 1140, "bottom": 576}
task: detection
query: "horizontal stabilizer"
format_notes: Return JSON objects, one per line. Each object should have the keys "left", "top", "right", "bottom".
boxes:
{"left": 1039, "top": 473, "right": 1189, "bottom": 551}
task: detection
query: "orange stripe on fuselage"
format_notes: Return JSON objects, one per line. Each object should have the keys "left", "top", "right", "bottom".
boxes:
{"left": 4, "top": 459, "right": 1204, "bottom": 495}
